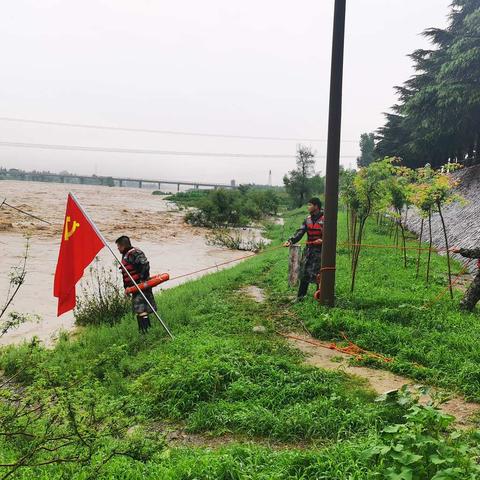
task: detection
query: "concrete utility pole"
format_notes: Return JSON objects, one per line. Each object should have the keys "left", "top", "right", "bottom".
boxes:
{"left": 319, "top": 0, "right": 347, "bottom": 306}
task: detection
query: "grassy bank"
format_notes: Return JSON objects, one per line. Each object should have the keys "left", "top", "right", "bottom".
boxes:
{"left": 1, "top": 209, "right": 480, "bottom": 478}
{"left": 278, "top": 211, "right": 480, "bottom": 401}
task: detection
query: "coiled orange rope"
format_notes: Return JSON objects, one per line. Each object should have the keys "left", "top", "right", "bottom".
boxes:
{"left": 278, "top": 332, "right": 393, "bottom": 363}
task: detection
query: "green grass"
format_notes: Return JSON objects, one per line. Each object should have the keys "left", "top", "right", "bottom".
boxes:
{"left": 3, "top": 442, "right": 380, "bottom": 480}
{"left": 275, "top": 211, "right": 480, "bottom": 401}
{"left": 0, "top": 253, "right": 401, "bottom": 441}
{"left": 1, "top": 208, "right": 480, "bottom": 478}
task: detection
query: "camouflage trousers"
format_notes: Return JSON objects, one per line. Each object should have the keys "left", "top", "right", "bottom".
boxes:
{"left": 131, "top": 288, "right": 157, "bottom": 314}
{"left": 300, "top": 246, "right": 322, "bottom": 284}
{"left": 460, "top": 273, "right": 480, "bottom": 312}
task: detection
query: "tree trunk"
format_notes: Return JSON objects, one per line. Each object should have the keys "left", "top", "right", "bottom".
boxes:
{"left": 416, "top": 218, "right": 424, "bottom": 279}
{"left": 426, "top": 211, "right": 433, "bottom": 284}
{"left": 350, "top": 217, "right": 366, "bottom": 293}
{"left": 437, "top": 202, "right": 453, "bottom": 299}
{"left": 346, "top": 205, "right": 350, "bottom": 257}
{"left": 400, "top": 221, "right": 407, "bottom": 268}
{"left": 351, "top": 213, "right": 358, "bottom": 270}
{"left": 396, "top": 208, "right": 407, "bottom": 267}
{"left": 388, "top": 215, "right": 394, "bottom": 238}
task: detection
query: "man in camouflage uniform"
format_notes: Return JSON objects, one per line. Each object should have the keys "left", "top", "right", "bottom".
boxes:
{"left": 450, "top": 246, "right": 480, "bottom": 311}
{"left": 284, "top": 198, "right": 324, "bottom": 300}
{"left": 116, "top": 235, "right": 157, "bottom": 333}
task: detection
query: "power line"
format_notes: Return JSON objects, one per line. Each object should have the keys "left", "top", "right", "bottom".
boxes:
{"left": 0, "top": 116, "right": 359, "bottom": 143}
{"left": 0, "top": 140, "right": 359, "bottom": 159}
{"left": 0, "top": 141, "right": 293, "bottom": 158}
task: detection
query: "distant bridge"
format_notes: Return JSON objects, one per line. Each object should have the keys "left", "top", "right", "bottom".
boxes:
{"left": 3, "top": 171, "right": 236, "bottom": 191}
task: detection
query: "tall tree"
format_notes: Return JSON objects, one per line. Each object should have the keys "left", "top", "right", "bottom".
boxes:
{"left": 375, "top": 0, "right": 480, "bottom": 168}
{"left": 283, "top": 145, "right": 316, "bottom": 207}
{"left": 356, "top": 132, "right": 376, "bottom": 167}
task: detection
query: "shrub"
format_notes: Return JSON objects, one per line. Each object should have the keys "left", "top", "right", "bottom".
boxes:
{"left": 74, "top": 259, "right": 130, "bottom": 326}
{"left": 365, "top": 387, "right": 480, "bottom": 479}
{"left": 205, "top": 228, "right": 267, "bottom": 251}
{"left": 184, "top": 188, "right": 281, "bottom": 228}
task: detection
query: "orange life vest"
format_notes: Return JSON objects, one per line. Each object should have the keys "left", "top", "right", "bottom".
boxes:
{"left": 120, "top": 248, "right": 142, "bottom": 288}
{"left": 306, "top": 214, "right": 324, "bottom": 245}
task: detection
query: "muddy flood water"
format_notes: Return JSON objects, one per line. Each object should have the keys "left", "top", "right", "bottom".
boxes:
{"left": 0, "top": 180, "right": 247, "bottom": 346}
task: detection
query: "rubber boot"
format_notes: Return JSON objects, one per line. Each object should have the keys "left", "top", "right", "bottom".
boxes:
{"left": 143, "top": 315, "right": 152, "bottom": 333}
{"left": 136, "top": 315, "right": 144, "bottom": 333}
{"left": 297, "top": 279, "right": 310, "bottom": 300}
{"left": 137, "top": 314, "right": 149, "bottom": 334}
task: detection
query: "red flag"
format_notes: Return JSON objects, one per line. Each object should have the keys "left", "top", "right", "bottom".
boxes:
{"left": 54, "top": 194, "right": 104, "bottom": 316}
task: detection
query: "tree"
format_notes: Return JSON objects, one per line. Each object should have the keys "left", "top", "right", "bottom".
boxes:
{"left": 339, "top": 167, "right": 358, "bottom": 249}
{"left": 342, "top": 159, "right": 394, "bottom": 292}
{"left": 409, "top": 165, "right": 437, "bottom": 282}
{"left": 409, "top": 163, "right": 463, "bottom": 292}
{"left": 357, "top": 132, "right": 376, "bottom": 167}
{"left": 386, "top": 165, "right": 415, "bottom": 268}
{"left": 283, "top": 145, "right": 316, "bottom": 207}
{"left": 375, "top": 1, "right": 480, "bottom": 168}
{"left": 309, "top": 173, "right": 325, "bottom": 197}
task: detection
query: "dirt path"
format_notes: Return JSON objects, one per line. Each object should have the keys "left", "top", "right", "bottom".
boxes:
{"left": 286, "top": 332, "right": 480, "bottom": 428}
{"left": 155, "top": 422, "right": 313, "bottom": 450}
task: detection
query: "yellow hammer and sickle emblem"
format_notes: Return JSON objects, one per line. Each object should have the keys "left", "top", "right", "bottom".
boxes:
{"left": 64, "top": 216, "right": 80, "bottom": 241}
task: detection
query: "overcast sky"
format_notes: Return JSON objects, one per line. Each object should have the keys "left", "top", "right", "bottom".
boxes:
{"left": 0, "top": 0, "right": 451, "bottom": 186}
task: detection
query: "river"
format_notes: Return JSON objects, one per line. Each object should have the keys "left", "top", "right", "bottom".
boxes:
{"left": 0, "top": 180, "right": 245, "bottom": 346}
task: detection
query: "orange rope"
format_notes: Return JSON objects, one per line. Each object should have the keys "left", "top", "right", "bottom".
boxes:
{"left": 320, "top": 266, "right": 336, "bottom": 272}
{"left": 423, "top": 258, "right": 476, "bottom": 308}
{"left": 341, "top": 242, "right": 447, "bottom": 253}
{"left": 278, "top": 332, "right": 392, "bottom": 363}
{"left": 168, "top": 244, "right": 284, "bottom": 282}
{"left": 164, "top": 239, "right": 474, "bottom": 309}
{"left": 167, "top": 238, "right": 452, "bottom": 284}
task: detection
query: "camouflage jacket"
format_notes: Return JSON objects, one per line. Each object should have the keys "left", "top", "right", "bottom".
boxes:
{"left": 459, "top": 248, "right": 480, "bottom": 259}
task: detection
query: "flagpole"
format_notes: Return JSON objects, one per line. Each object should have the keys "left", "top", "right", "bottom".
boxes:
{"left": 69, "top": 192, "right": 174, "bottom": 339}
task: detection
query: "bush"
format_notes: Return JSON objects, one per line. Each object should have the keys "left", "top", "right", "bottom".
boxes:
{"left": 164, "top": 189, "right": 210, "bottom": 207}
{"left": 74, "top": 259, "right": 130, "bottom": 326}
{"left": 205, "top": 228, "right": 267, "bottom": 251}
{"left": 365, "top": 387, "right": 480, "bottom": 479}
{"left": 184, "top": 187, "right": 281, "bottom": 228}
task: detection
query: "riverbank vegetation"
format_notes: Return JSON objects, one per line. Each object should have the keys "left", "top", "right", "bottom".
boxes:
{"left": 166, "top": 186, "right": 282, "bottom": 228}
